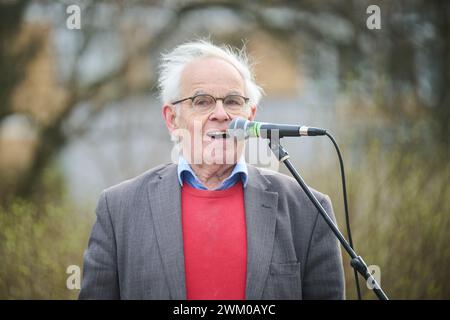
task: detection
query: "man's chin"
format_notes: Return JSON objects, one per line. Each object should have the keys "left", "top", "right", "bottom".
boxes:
{"left": 202, "top": 152, "right": 239, "bottom": 166}
{"left": 200, "top": 139, "right": 241, "bottom": 165}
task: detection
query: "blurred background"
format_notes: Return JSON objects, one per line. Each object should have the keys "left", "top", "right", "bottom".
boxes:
{"left": 0, "top": 0, "right": 448, "bottom": 299}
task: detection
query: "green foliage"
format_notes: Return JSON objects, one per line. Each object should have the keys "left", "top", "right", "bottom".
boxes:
{"left": 342, "top": 141, "right": 450, "bottom": 299}
{"left": 0, "top": 167, "right": 93, "bottom": 299}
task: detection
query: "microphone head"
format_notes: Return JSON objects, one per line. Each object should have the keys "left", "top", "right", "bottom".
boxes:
{"left": 227, "top": 117, "right": 249, "bottom": 140}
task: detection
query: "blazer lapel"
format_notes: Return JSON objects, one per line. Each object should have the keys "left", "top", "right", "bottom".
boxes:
{"left": 147, "top": 164, "right": 186, "bottom": 299}
{"left": 244, "top": 166, "right": 278, "bottom": 300}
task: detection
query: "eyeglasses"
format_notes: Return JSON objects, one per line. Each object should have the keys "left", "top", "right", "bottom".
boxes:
{"left": 171, "top": 93, "right": 250, "bottom": 114}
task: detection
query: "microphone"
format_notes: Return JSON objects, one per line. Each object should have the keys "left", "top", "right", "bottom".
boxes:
{"left": 227, "top": 117, "right": 327, "bottom": 139}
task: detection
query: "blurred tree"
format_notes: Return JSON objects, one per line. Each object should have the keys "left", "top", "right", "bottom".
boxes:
{"left": 0, "top": 0, "right": 31, "bottom": 121}
{"left": 1, "top": 0, "right": 448, "bottom": 199}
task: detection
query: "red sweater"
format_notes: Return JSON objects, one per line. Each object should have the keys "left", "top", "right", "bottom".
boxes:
{"left": 181, "top": 182, "right": 247, "bottom": 300}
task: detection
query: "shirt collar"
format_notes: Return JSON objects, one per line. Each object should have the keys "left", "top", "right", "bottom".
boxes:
{"left": 177, "top": 155, "right": 248, "bottom": 190}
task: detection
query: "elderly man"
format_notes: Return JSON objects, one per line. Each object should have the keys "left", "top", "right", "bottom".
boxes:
{"left": 79, "top": 40, "right": 345, "bottom": 300}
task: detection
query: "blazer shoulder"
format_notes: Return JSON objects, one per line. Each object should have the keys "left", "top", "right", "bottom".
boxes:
{"left": 102, "top": 162, "right": 176, "bottom": 197}
{"left": 249, "top": 165, "right": 329, "bottom": 203}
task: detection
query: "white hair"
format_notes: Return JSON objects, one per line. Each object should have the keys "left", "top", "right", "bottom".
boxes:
{"left": 158, "top": 40, "right": 264, "bottom": 106}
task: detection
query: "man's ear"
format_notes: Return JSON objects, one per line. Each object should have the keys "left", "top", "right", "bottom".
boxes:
{"left": 162, "top": 104, "right": 178, "bottom": 133}
{"left": 247, "top": 104, "right": 257, "bottom": 121}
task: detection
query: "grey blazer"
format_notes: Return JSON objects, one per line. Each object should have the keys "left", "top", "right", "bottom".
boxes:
{"left": 79, "top": 163, "right": 345, "bottom": 300}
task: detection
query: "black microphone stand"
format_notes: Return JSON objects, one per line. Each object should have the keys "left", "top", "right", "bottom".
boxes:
{"left": 268, "top": 139, "right": 389, "bottom": 300}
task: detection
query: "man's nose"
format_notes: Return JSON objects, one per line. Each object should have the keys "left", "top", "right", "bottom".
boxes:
{"left": 210, "top": 99, "right": 230, "bottom": 120}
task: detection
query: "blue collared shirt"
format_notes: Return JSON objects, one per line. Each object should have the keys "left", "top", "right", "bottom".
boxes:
{"left": 177, "top": 155, "right": 248, "bottom": 190}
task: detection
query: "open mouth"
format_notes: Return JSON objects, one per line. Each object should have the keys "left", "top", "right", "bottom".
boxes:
{"left": 206, "top": 131, "right": 230, "bottom": 140}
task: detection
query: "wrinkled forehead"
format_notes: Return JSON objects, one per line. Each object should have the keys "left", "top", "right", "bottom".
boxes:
{"left": 180, "top": 57, "right": 245, "bottom": 95}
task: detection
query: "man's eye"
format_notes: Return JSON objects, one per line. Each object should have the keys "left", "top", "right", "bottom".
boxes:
{"left": 194, "top": 97, "right": 213, "bottom": 106}
{"left": 225, "top": 97, "right": 243, "bottom": 106}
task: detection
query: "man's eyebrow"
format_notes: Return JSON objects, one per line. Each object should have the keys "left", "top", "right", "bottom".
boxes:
{"left": 191, "top": 90, "right": 244, "bottom": 96}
